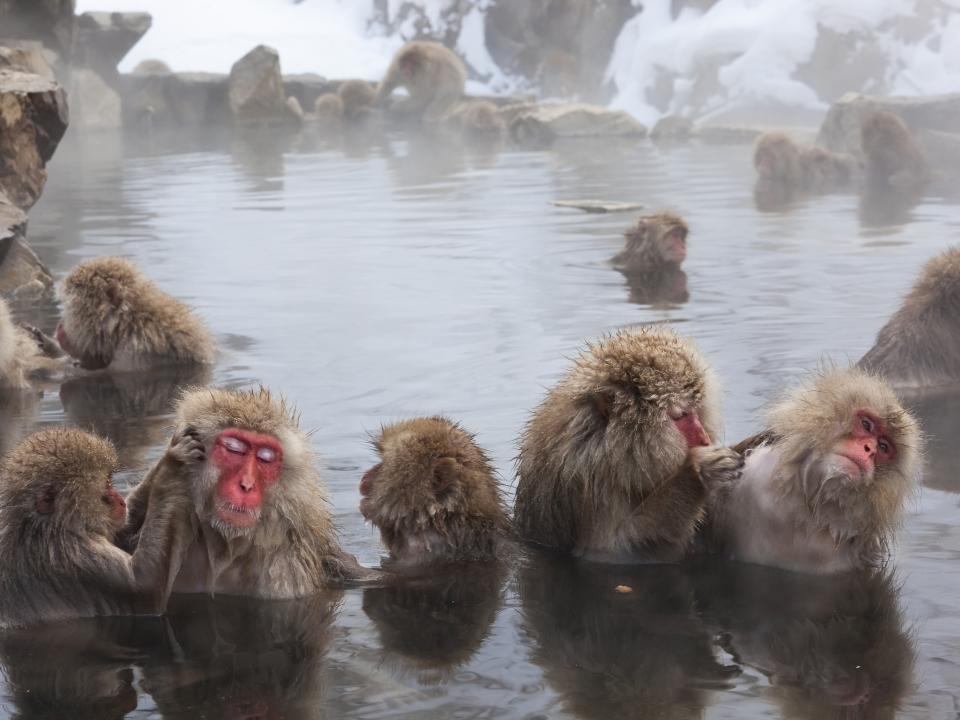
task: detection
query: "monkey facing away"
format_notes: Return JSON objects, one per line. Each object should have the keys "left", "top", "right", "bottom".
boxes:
{"left": 710, "top": 367, "right": 921, "bottom": 574}
{"left": 514, "top": 326, "right": 743, "bottom": 561}
{"left": 121, "top": 386, "right": 378, "bottom": 598}
{"left": 0, "top": 295, "right": 65, "bottom": 389}
{"left": 753, "top": 132, "right": 858, "bottom": 196}
{"left": 376, "top": 41, "right": 466, "bottom": 121}
{"left": 337, "top": 79, "right": 377, "bottom": 121}
{"left": 859, "top": 248, "right": 960, "bottom": 389}
{"left": 56, "top": 256, "right": 215, "bottom": 371}
{"left": 861, "top": 110, "right": 929, "bottom": 193}
{"left": 313, "top": 93, "right": 344, "bottom": 124}
{"left": 0, "top": 427, "right": 190, "bottom": 627}
{"left": 360, "top": 416, "right": 510, "bottom": 566}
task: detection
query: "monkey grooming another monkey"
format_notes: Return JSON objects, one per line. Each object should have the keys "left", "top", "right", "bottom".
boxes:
{"left": 56, "top": 256, "right": 215, "bottom": 371}
{"left": 861, "top": 110, "right": 929, "bottom": 193}
{"left": 359, "top": 417, "right": 510, "bottom": 566}
{"left": 514, "top": 326, "right": 742, "bottom": 562}
{"left": 0, "top": 296, "right": 65, "bottom": 389}
{"left": 710, "top": 367, "right": 921, "bottom": 574}
{"left": 0, "top": 428, "right": 190, "bottom": 627}
{"left": 753, "top": 132, "right": 858, "bottom": 196}
{"left": 377, "top": 41, "right": 466, "bottom": 122}
{"left": 859, "top": 247, "right": 960, "bottom": 388}
{"left": 121, "top": 387, "right": 378, "bottom": 598}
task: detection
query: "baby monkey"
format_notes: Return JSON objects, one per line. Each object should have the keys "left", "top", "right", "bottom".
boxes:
{"left": 711, "top": 367, "right": 922, "bottom": 574}
{"left": 360, "top": 417, "right": 510, "bottom": 567}
{"left": 56, "top": 256, "right": 215, "bottom": 371}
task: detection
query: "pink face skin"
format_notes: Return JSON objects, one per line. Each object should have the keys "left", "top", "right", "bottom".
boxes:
{"left": 358, "top": 463, "right": 381, "bottom": 519}
{"left": 670, "top": 408, "right": 711, "bottom": 448}
{"left": 54, "top": 322, "right": 78, "bottom": 357}
{"left": 664, "top": 228, "right": 687, "bottom": 263}
{"left": 834, "top": 410, "right": 896, "bottom": 478}
{"left": 104, "top": 482, "right": 126, "bottom": 525}
{"left": 211, "top": 429, "right": 283, "bottom": 529}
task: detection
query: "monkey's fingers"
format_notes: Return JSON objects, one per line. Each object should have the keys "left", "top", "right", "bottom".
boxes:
{"left": 693, "top": 446, "right": 744, "bottom": 487}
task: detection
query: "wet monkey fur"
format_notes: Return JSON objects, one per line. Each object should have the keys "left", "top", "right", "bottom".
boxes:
{"left": 514, "top": 326, "right": 742, "bottom": 561}
{"left": 56, "top": 256, "right": 215, "bottom": 371}
{"left": 377, "top": 40, "right": 467, "bottom": 121}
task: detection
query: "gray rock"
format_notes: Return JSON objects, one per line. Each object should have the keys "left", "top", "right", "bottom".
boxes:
{"left": 0, "top": 0, "right": 75, "bottom": 58}
{"left": 68, "top": 67, "right": 121, "bottom": 130}
{"left": 0, "top": 191, "right": 53, "bottom": 298}
{"left": 120, "top": 71, "right": 230, "bottom": 127}
{"left": 0, "top": 69, "right": 68, "bottom": 209}
{"left": 283, "top": 73, "right": 334, "bottom": 113}
{"left": 506, "top": 102, "right": 646, "bottom": 146}
{"left": 650, "top": 115, "right": 693, "bottom": 142}
{"left": 229, "top": 45, "right": 296, "bottom": 125}
{"left": 74, "top": 11, "right": 152, "bottom": 87}
{"left": 551, "top": 199, "right": 643, "bottom": 213}
{"left": 0, "top": 41, "right": 58, "bottom": 81}
{"left": 694, "top": 124, "right": 765, "bottom": 144}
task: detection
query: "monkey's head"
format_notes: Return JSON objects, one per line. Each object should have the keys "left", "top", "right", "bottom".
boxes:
{"left": 0, "top": 428, "right": 123, "bottom": 539}
{"left": 625, "top": 212, "right": 689, "bottom": 267}
{"left": 56, "top": 256, "right": 145, "bottom": 368}
{"left": 767, "top": 367, "right": 922, "bottom": 546}
{"left": 754, "top": 133, "right": 801, "bottom": 180}
{"left": 175, "top": 387, "right": 322, "bottom": 541}
{"left": 907, "top": 246, "right": 960, "bottom": 313}
{"left": 337, "top": 80, "right": 376, "bottom": 120}
{"left": 861, "top": 111, "right": 912, "bottom": 172}
{"left": 568, "top": 326, "right": 722, "bottom": 486}
{"left": 360, "top": 417, "right": 506, "bottom": 564}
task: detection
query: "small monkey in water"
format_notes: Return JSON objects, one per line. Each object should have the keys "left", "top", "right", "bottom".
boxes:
{"left": 360, "top": 417, "right": 510, "bottom": 566}
{"left": 861, "top": 110, "right": 929, "bottom": 193}
{"left": 859, "top": 247, "right": 960, "bottom": 388}
{"left": 377, "top": 41, "right": 466, "bottom": 121}
{"left": 515, "top": 326, "right": 742, "bottom": 561}
{"left": 611, "top": 212, "right": 690, "bottom": 305}
{"left": 56, "top": 256, "right": 215, "bottom": 371}
{"left": 337, "top": 79, "right": 377, "bottom": 121}
{"left": 753, "top": 132, "right": 858, "bottom": 195}
{"left": 710, "top": 367, "right": 921, "bottom": 574}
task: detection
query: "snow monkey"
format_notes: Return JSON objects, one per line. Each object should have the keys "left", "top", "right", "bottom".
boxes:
{"left": 0, "top": 295, "right": 65, "bottom": 389}
{"left": 120, "top": 387, "right": 379, "bottom": 598}
{"left": 56, "top": 256, "right": 215, "bottom": 371}
{"left": 711, "top": 367, "right": 922, "bottom": 574}
{"left": 861, "top": 110, "right": 929, "bottom": 193}
{"left": 514, "top": 326, "right": 742, "bottom": 561}
{"left": 0, "top": 427, "right": 191, "bottom": 627}
{"left": 337, "top": 79, "right": 377, "bottom": 121}
{"left": 313, "top": 93, "right": 344, "bottom": 124}
{"left": 859, "top": 247, "right": 960, "bottom": 389}
{"left": 359, "top": 417, "right": 510, "bottom": 566}
{"left": 376, "top": 40, "right": 467, "bottom": 121}
{"left": 753, "top": 132, "right": 858, "bottom": 194}
{"left": 612, "top": 211, "right": 689, "bottom": 275}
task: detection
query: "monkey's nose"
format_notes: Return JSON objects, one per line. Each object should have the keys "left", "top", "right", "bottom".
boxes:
{"left": 239, "top": 475, "right": 256, "bottom": 492}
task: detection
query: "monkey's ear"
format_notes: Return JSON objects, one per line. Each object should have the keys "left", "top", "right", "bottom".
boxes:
{"left": 587, "top": 390, "right": 616, "bottom": 424}
{"left": 34, "top": 486, "right": 56, "bottom": 514}
{"left": 433, "top": 457, "right": 460, "bottom": 498}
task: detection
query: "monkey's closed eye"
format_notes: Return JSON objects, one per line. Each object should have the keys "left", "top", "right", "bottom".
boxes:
{"left": 256, "top": 447, "right": 277, "bottom": 463}
{"left": 222, "top": 437, "right": 248, "bottom": 454}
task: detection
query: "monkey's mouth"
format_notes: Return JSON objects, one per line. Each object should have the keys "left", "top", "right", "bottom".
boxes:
{"left": 836, "top": 453, "right": 870, "bottom": 479}
{"left": 215, "top": 502, "right": 261, "bottom": 528}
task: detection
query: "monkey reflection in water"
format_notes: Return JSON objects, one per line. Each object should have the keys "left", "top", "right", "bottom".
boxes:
{"left": 696, "top": 562, "right": 913, "bottom": 720}
{"left": 519, "top": 556, "right": 738, "bottom": 720}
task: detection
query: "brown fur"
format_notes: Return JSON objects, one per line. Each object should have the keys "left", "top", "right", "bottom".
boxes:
{"left": 439, "top": 99, "right": 506, "bottom": 137}
{"left": 313, "top": 93, "right": 344, "bottom": 124}
{"left": 859, "top": 247, "right": 960, "bottom": 388}
{"left": 360, "top": 417, "right": 510, "bottom": 565}
{"left": 337, "top": 79, "right": 377, "bottom": 121}
{"left": 0, "top": 428, "right": 189, "bottom": 627}
{"left": 0, "top": 297, "right": 65, "bottom": 389}
{"left": 57, "top": 256, "right": 215, "bottom": 371}
{"left": 861, "top": 111, "right": 929, "bottom": 192}
{"left": 711, "top": 367, "right": 922, "bottom": 573}
{"left": 514, "top": 326, "right": 740, "bottom": 560}
{"left": 377, "top": 41, "right": 467, "bottom": 120}
{"left": 120, "top": 386, "right": 378, "bottom": 599}
{"left": 753, "top": 132, "right": 857, "bottom": 194}
{"left": 132, "top": 59, "right": 171, "bottom": 75}
{"left": 611, "top": 211, "right": 689, "bottom": 274}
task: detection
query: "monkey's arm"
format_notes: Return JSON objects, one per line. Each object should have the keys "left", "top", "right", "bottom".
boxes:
{"left": 116, "top": 453, "right": 163, "bottom": 552}
{"left": 732, "top": 431, "right": 777, "bottom": 455}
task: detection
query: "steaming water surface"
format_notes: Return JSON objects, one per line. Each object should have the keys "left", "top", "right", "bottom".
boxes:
{"left": 6, "top": 127, "right": 960, "bottom": 718}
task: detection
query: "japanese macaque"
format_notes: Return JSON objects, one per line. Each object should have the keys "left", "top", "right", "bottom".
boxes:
{"left": 710, "top": 367, "right": 922, "bottom": 574}
{"left": 337, "top": 79, "right": 377, "bottom": 121}
{"left": 611, "top": 212, "right": 689, "bottom": 305}
{"left": 360, "top": 417, "right": 510, "bottom": 567}
{"left": 438, "top": 99, "right": 506, "bottom": 138}
{"left": 861, "top": 110, "right": 929, "bottom": 193}
{"left": 753, "top": 132, "right": 857, "bottom": 198}
{"left": 514, "top": 326, "right": 742, "bottom": 561}
{"left": 132, "top": 59, "right": 171, "bottom": 75}
{"left": 56, "top": 256, "right": 215, "bottom": 371}
{"left": 376, "top": 41, "right": 466, "bottom": 121}
{"left": 120, "top": 387, "right": 378, "bottom": 598}
{"left": 0, "top": 296, "right": 64, "bottom": 389}
{"left": 0, "top": 428, "right": 190, "bottom": 627}
{"left": 313, "top": 93, "right": 344, "bottom": 124}
{"left": 859, "top": 247, "right": 960, "bottom": 389}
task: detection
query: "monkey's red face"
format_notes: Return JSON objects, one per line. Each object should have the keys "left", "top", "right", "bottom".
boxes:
{"left": 103, "top": 480, "right": 126, "bottom": 526}
{"left": 833, "top": 410, "right": 896, "bottom": 479}
{"left": 669, "top": 406, "right": 711, "bottom": 448}
{"left": 211, "top": 430, "right": 283, "bottom": 529}
{"left": 358, "top": 463, "right": 381, "bottom": 519}
{"left": 663, "top": 228, "right": 687, "bottom": 263}
{"left": 755, "top": 148, "right": 774, "bottom": 177}
{"left": 55, "top": 321, "right": 78, "bottom": 357}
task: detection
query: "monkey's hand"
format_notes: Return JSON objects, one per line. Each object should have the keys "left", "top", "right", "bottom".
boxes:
{"left": 691, "top": 445, "right": 744, "bottom": 491}
{"left": 167, "top": 427, "right": 205, "bottom": 465}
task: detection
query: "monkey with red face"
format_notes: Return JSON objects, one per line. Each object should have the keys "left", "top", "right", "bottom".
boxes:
{"left": 120, "top": 387, "right": 378, "bottom": 599}
{"left": 709, "top": 367, "right": 922, "bottom": 574}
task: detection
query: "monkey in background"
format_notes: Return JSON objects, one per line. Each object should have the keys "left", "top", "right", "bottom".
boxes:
{"left": 313, "top": 93, "right": 344, "bottom": 125}
{"left": 0, "top": 296, "right": 64, "bottom": 389}
{"left": 0, "top": 428, "right": 191, "bottom": 627}
{"left": 337, "top": 79, "right": 377, "bottom": 121}
{"left": 360, "top": 416, "right": 511, "bottom": 567}
{"left": 709, "top": 367, "right": 921, "bottom": 574}
{"left": 121, "top": 386, "right": 379, "bottom": 598}
{"left": 611, "top": 211, "right": 690, "bottom": 305}
{"left": 377, "top": 41, "right": 466, "bottom": 122}
{"left": 753, "top": 132, "right": 858, "bottom": 207}
{"left": 56, "top": 256, "right": 215, "bottom": 371}
{"left": 437, "top": 99, "right": 506, "bottom": 139}
{"left": 515, "top": 326, "right": 742, "bottom": 562}
{"left": 859, "top": 247, "right": 960, "bottom": 389}
{"left": 861, "top": 110, "right": 929, "bottom": 194}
